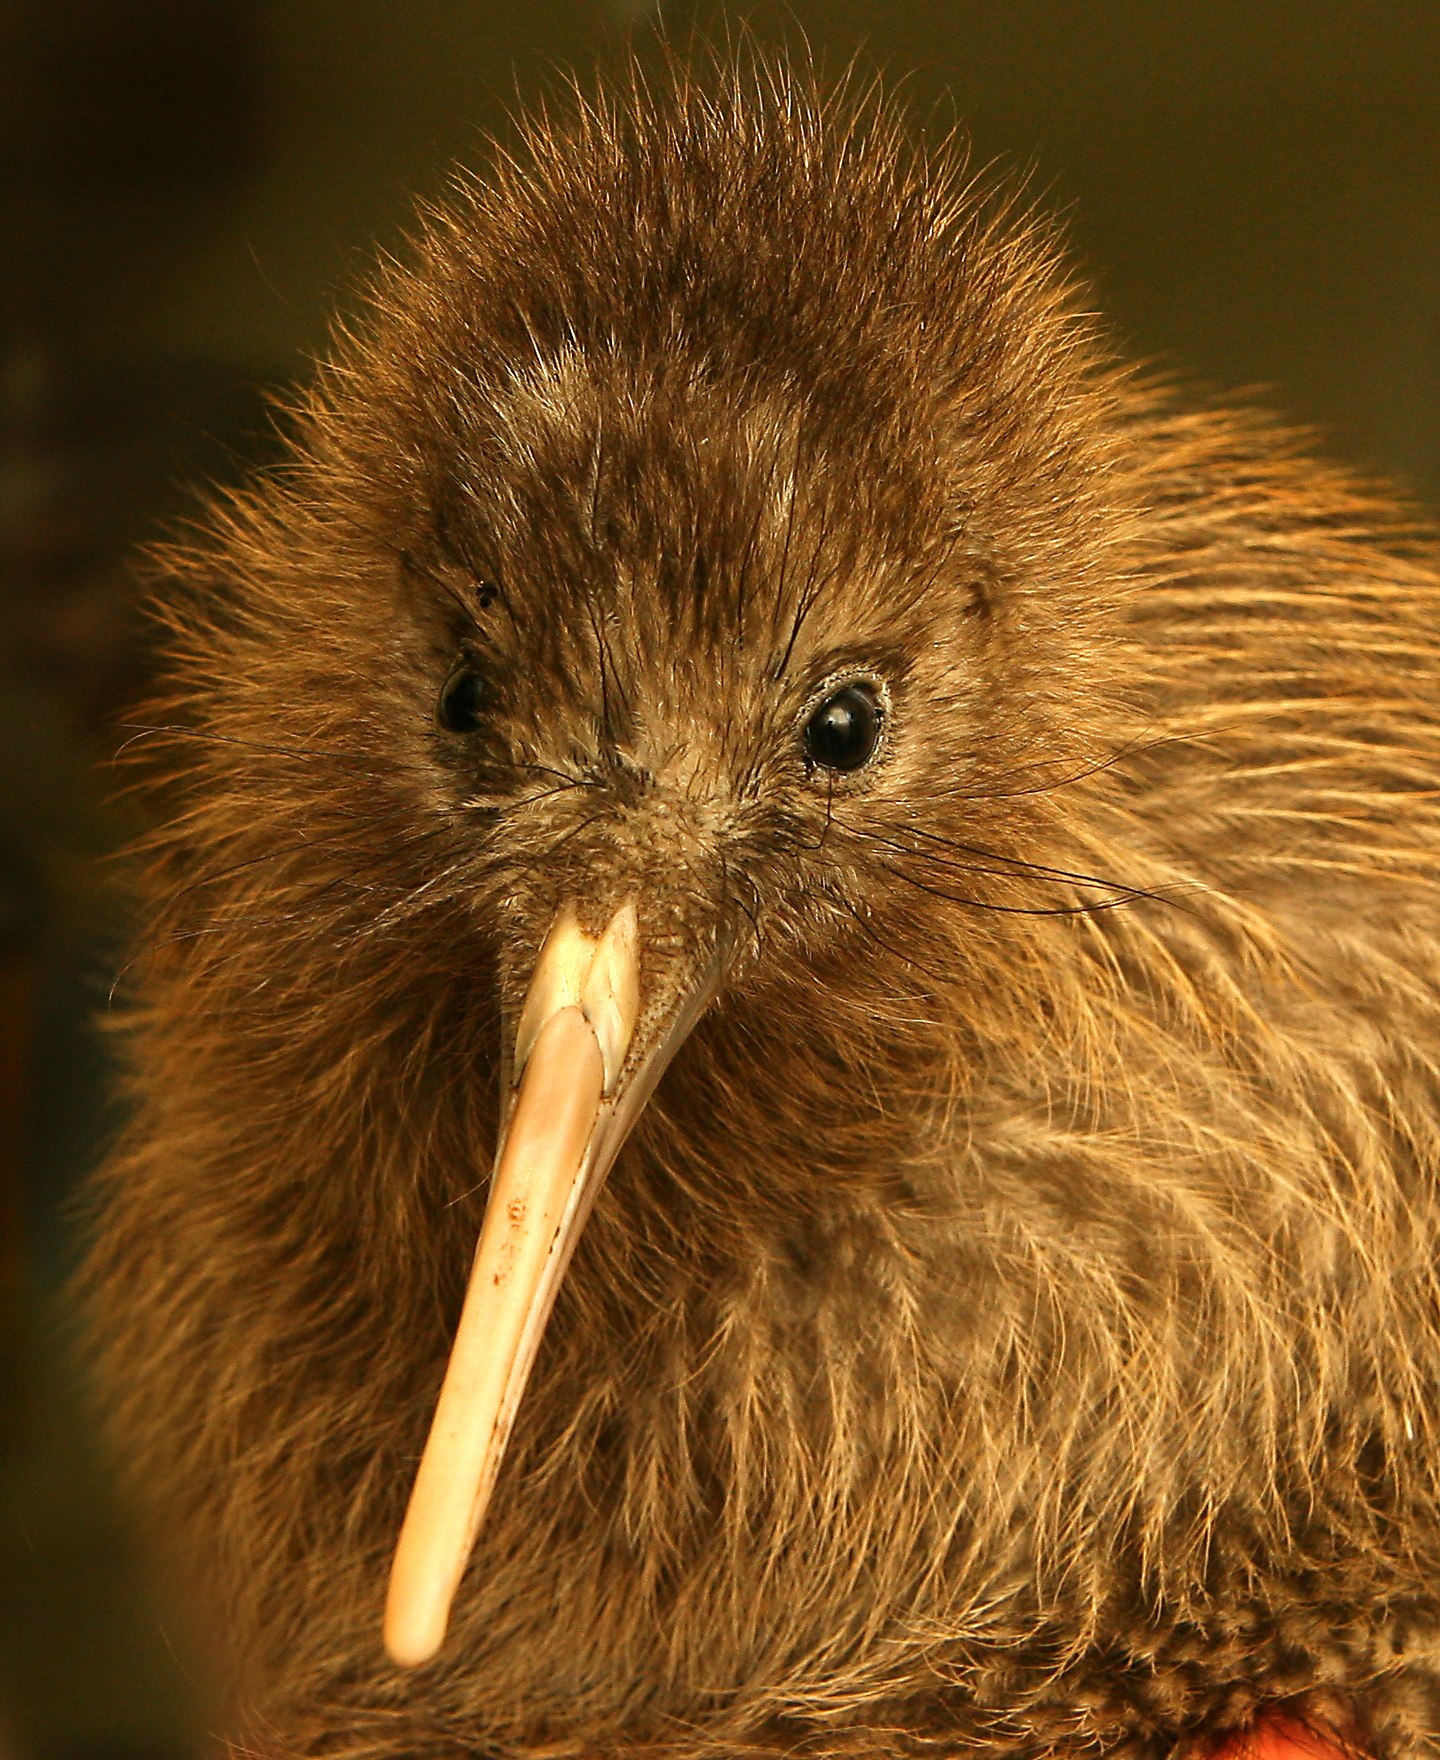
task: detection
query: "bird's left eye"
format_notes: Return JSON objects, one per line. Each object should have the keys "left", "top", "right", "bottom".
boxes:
{"left": 437, "top": 661, "right": 486, "bottom": 733}
{"left": 804, "top": 681, "right": 884, "bottom": 773}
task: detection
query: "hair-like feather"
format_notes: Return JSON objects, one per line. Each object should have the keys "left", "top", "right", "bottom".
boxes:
{"left": 86, "top": 50, "right": 1440, "bottom": 1760}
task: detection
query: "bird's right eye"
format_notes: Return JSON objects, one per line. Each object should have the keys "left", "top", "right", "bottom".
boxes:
{"left": 804, "top": 681, "right": 884, "bottom": 773}
{"left": 437, "top": 661, "right": 486, "bottom": 733}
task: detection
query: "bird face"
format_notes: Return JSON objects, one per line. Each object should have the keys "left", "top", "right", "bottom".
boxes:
{"left": 381, "top": 360, "right": 976, "bottom": 1663}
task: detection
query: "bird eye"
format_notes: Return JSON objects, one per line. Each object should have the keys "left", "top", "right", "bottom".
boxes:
{"left": 437, "top": 660, "right": 486, "bottom": 733}
{"left": 803, "top": 681, "right": 884, "bottom": 773}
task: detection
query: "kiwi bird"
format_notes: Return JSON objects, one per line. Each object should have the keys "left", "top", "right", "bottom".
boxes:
{"left": 86, "top": 54, "right": 1440, "bottom": 1760}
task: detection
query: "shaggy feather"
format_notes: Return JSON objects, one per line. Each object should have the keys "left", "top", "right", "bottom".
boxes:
{"left": 85, "top": 50, "right": 1440, "bottom": 1760}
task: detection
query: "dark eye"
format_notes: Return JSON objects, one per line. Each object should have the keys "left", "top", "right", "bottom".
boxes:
{"left": 804, "top": 682, "right": 884, "bottom": 773}
{"left": 437, "top": 660, "right": 486, "bottom": 733}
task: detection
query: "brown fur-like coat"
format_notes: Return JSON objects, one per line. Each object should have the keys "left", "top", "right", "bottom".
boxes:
{"left": 86, "top": 55, "right": 1440, "bottom": 1760}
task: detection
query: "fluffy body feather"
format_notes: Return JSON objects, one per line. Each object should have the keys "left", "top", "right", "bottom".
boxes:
{"left": 88, "top": 57, "right": 1440, "bottom": 1760}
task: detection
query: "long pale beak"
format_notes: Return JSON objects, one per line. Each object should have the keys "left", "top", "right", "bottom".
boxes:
{"left": 383, "top": 899, "right": 711, "bottom": 1668}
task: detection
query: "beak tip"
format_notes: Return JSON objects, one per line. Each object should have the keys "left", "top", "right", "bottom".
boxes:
{"left": 383, "top": 1593, "right": 446, "bottom": 1669}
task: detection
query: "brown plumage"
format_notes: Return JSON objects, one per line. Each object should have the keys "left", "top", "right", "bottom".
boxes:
{"left": 85, "top": 52, "right": 1440, "bottom": 1760}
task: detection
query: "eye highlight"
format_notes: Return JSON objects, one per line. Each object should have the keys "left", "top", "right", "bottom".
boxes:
{"left": 437, "top": 660, "right": 487, "bottom": 733}
{"left": 804, "top": 681, "right": 885, "bottom": 774}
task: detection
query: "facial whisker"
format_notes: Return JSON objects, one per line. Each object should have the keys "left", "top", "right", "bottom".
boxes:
{"left": 853, "top": 819, "right": 1176, "bottom": 909}
{"left": 957, "top": 727, "right": 1187, "bottom": 803}
{"left": 115, "top": 720, "right": 377, "bottom": 772}
{"left": 875, "top": 858, "right": 1143, "bottom": 919}
{"left": 508, "top": 760, "right": 599, "bottom": 791}
{"left": 461, "top": 781, "right": 589, "bottom": 816}
{"left": 156, "top": 819, "right": 456, "bottom": 913}
{"left": 829, "top": 888, "right": 947, "bottom": 986}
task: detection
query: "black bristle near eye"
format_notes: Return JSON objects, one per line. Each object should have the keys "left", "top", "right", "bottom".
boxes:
{"left": 804, "top": 682, "right": 883, "bottom": 773}
{"left": 437, "top": 660, "right": 486, "bottom": 733}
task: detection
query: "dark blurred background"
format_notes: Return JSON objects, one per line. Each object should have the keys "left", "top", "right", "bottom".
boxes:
{"left": 0, "top": 3, "right": 1436, "bottom": 1755}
